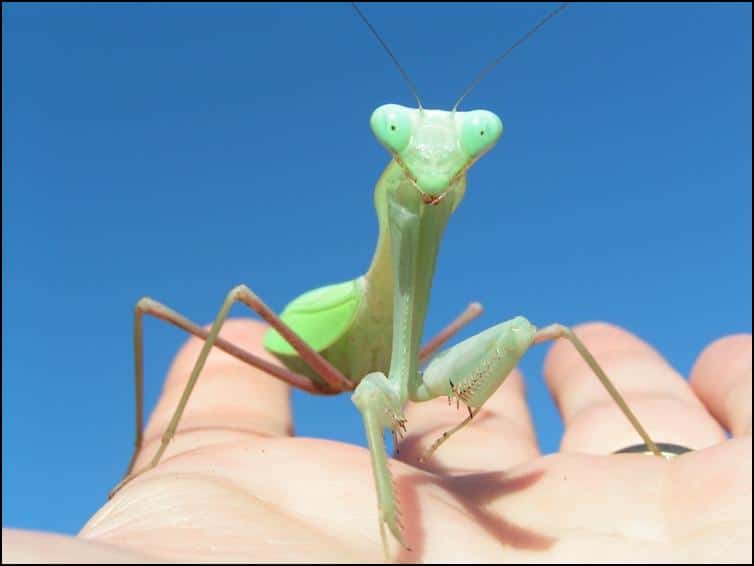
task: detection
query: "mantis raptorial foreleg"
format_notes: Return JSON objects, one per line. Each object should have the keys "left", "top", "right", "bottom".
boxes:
{"left": 352, "top": 372, "right": 407, "bottom": 550}
{"left": 415, "top": 317, "right": 663, "bottom": 462}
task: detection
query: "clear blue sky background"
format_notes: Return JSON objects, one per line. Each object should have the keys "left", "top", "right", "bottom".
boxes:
{"left": 3, "top": 3, "right": 751, "bottom": 536}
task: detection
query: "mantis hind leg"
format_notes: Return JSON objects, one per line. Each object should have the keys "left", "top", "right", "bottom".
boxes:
{"left": 112, "top": 285, "right": 354, "bottom": 498}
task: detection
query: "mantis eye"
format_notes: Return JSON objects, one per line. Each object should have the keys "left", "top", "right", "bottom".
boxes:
{"left": 459, "top": 110, "right": 503, "bottom": 158}
{"left": 370, "top": 104, "right": 413, "bottom": 154}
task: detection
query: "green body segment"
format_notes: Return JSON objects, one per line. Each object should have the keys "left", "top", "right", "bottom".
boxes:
{"left": 262, "top": 273, "right": 393, "bottom": 389}
{"left": 262, "top": 277, "right": 381, "bottom": 388}
{"left": 262, "top": 279, "right": 363, "bottom": 356}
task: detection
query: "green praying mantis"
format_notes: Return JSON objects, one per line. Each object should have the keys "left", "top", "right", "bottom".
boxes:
{"left": 110, "top": 3, "right": 665, "bottom": 560}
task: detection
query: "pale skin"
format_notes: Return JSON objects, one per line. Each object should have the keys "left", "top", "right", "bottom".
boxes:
{"left": 3, "top": 322, "right": 751, "bottom": 563}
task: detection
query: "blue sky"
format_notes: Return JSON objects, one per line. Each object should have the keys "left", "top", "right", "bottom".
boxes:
{"left": 3, "top": 3, "right": 751, "bottom": 535}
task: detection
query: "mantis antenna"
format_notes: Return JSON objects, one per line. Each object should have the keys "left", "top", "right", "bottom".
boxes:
{"left": 351, "top": 2, "right": 424, "bottom": 110}
{"left": 453, "top": 3, "right": 570, "bottom": 111}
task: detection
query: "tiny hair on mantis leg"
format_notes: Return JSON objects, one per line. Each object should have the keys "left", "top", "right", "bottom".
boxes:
{"left": 110, "top": 3, "right": 663, "bottom": 562}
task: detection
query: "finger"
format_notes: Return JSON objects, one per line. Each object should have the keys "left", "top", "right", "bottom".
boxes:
{"left": 399, "top": 369, "right": 540, "bottom": 473}
{"left": 137, "top": 319, "right": 294, "bottom": 469}
{"left": 543, "top": 322, "right": 727, "bottom": 455}
{"left": 690, "top": 334, "right": 752, "bottom": 436}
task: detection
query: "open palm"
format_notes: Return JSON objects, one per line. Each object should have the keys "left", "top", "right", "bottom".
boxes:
{"left": 5, "top": 320, "right": 751, "bottom": 563}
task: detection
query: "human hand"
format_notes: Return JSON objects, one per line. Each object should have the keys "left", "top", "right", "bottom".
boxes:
{"left": 4, "top": 320, "right": 751, "bottom": 563}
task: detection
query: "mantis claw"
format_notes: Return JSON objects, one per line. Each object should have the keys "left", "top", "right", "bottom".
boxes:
{"left": 352, "top": 373, "right": 407, "bottom": 555}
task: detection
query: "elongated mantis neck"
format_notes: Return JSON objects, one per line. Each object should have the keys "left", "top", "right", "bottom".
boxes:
{"left": 377, "top": 162, "right": 465, "bottom": 403}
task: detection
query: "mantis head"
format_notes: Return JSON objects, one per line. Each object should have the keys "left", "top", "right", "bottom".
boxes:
{"left": 355, "top": 2, "right": 568, "bottom": 204}
{"left": 370, "top": 104, "right": 503, "bottom": 203}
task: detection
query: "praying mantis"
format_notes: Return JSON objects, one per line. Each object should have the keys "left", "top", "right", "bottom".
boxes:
{"left": 110, "top": 3, "right": 665, "bottom": 560}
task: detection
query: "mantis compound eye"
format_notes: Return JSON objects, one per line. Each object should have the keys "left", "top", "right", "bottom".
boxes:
{"left": 459, "top": 110, "right": 503, "bottom": 158}
{"left": 370, "top": 104, "right": 413, "bottom": 154}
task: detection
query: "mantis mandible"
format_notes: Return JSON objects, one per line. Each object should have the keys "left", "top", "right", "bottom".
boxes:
{"left": 111, "top": 3, "right": 664, "bottom": 560}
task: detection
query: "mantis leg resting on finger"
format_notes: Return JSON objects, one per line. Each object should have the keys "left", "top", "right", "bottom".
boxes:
{"left": 112, "top": 3, "right": 664, "bottom": 561}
